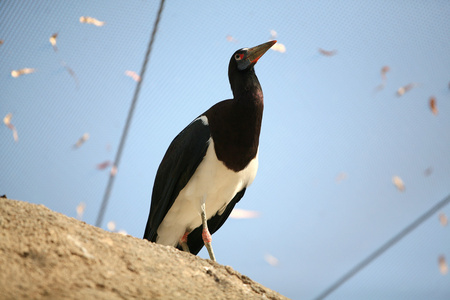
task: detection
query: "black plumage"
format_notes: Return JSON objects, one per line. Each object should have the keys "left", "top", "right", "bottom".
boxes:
{"left": 144, "top": 40, "right": 276, "bottom": 260}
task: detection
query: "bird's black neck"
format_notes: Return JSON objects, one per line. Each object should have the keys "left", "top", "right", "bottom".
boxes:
{"left": 205, "top": 67, "right": 263, "bottom": 172}
{"left": 230, "top": 68, "right": 263, "bottom": 105}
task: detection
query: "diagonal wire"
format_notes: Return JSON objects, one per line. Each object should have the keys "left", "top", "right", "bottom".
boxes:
{"left": 95, "top": 0, "right": 166, "bottom": 227}
{"left": 313, "top": 193, "right": 450, "bottom": 300}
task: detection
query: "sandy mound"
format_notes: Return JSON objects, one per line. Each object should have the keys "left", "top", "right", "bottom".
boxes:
{"left": 0, "top": 198, "right": 288, "bottom": 300}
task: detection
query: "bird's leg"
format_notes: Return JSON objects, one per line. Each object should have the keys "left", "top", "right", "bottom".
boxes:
{"left": 201, "top": 202, "right": 216, "bottom": 261}
{"left": 179, "top": 232, "right": 190, "bottom": 253}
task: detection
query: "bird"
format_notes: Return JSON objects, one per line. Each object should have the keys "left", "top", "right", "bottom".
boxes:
{"left": 143, "top": 40, "right": 276, "bottom": 261}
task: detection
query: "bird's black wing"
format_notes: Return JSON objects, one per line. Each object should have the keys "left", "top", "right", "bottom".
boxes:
{"left": 143, "top": 117, "right": 210, "bottom": 242}
{"left": 179, "top": 188, "right": 246, "bottom": 255}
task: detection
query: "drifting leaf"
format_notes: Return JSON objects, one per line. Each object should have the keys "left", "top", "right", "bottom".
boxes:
{"left": 96, "top": 160, "right": 112, "bottom": 170}
{"left": 11, "top": 68, "right": 36, "bottom": 78}
{"left": 3, "top": 113, "right": 13, "bottom": 128}
{"left": 396, "top": 83, "right": 418, "bottom": 96}
{"left": 226, "top": 35, "right": 238, "bottom": 43}
{"left": 374, "top": 66, "right": 391, "bottom": 92}
{"left": 3, "top": 113, "right": 18, "bottom": 142}
{"left": 271, "top": 42, "right": 286, "bottom": 53}
{"left": 125, "top": 70, "right": 141, "bottom": 82}
{"left": 107, "top": 221, "right": 116, "bottom": 231}
{"left": 318, "top": 48, "right": 337, "bottom": 56}
{"left": 381, "top": 66, "right": 390, "bottom": 81}
{"left": 229, "top": 208, "right": 260, "bottom": 219}
{"left": 76, "top": 202, "right": 86, "bottom": 220}
{"left": 392, "top": 175, "right": 405, "bottom": 192}
{"left": 110, "top": 165, "right": 118, "bottom": 176}
{"left": 73, "top": 133, "right": 89, "bottom": 149}
{"left": 270, "top": 30, "right": 278, "bottom": 39}
{"left": 61, "top": 60, "right": 79, "bottom": 88}
{"left": 439, "top": 255, "right": 448, "bottom": 275}
{"left": 335, "top": 172, "right": 348, "bottom": 183}
{"left": 439, "top": 213, "right": 448, "bottom": 227}
{"left": 49, "top": 33, "right": 58, "bottom": 52}
{"left": 374, "top": 83, "right": 385, "bottom": 92}
{"left": 264, "top": 254, "right": 280, "bottom": 267}
{"left": 267, "top": 30, "right": 285, "bottom": 53}
{"left": 429, "top": 96, "right": 438, "bottom": 115}
{"left": 79, "top": 16, "right": 105, "bottom": 27}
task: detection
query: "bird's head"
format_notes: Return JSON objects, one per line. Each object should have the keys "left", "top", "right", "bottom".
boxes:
{"left": 230, "top": 40, "right": 277, "bottom": 72}
{"left": 228, "top": 40, "right": 276, "bottom": 98}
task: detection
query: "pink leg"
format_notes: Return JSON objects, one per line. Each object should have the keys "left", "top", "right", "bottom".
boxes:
{"left": 202, "top": 227, "right": 212, "bottom": 244}
{"left": 179, "top": 231, "right": 190, "bottom": 252}
{"left": 201, "top": 203, "right": 216, "bottom": 261}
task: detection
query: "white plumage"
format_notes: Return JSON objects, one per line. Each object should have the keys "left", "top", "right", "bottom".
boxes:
{"left": 156, "top": 116, "right": 259, "bottom": 246}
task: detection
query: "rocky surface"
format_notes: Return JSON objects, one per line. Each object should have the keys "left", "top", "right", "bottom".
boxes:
{"left": 0, "top": 198, "right": 288, "bottom": 299}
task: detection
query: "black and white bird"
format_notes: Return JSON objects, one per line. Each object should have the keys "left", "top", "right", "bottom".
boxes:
{"left": 143, "top": 40, "right": 276, "bottom": 261}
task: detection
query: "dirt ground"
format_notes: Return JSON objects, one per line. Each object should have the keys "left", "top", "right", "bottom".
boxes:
{"left": 0, "top": 198, "right": 288, "bottom": 300}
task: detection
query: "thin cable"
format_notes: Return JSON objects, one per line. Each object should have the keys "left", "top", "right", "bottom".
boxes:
{"left": 313, "top": 193, "right": 450, "bottom": 300}
{"left": 95, "top": 0, "right": 166, "bottom": 227}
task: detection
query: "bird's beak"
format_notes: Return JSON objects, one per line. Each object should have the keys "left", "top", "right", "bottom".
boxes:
{"left": 247, "top": 40, "right": 277, "bottom": 64}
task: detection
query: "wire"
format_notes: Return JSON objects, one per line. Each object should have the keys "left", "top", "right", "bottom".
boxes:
{"left": 313, "top": 193, "right": 450, "bottom": 300}
{"left": 95, "top": 0, "right": 166, "bottom": 227}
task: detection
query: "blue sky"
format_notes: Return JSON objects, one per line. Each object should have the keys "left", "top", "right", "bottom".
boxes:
{"left": 1, "top": 1, "right": 450, "bottom": 299}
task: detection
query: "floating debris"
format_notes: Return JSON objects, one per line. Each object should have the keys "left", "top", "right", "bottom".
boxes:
{"left": 424, "top": 167, "right": 433, "bottom": 176}
{"left": 229, "top": 208, "right": 260, "bottom": 219}
{"left": 381, "top": 66, "right": 390, "bottom": 81}
{"left": 439, "top": 213, "right": 448, "bottom": 227}
{"left": 125, "top": 70, "right": 141, "bottom": 82}
{"left": 76, "top": 202, "right": 86, "bottom": 220}
{"left": 73, "top": 133, "right": 89, "bottom": 149}
{"left": 3, "top": 113, "right": 18, "bottom": 142}
{"left": 268, "top": 30, "right": 285, "bottom": 53}
{"left": 11, "top": 68, "right": 36, "bottom": 78}
{"left": 374, "top": 66, "right": 391, "bottom": 92}
{"left": 429, "top": 96, "right": 438, "bottom": 115}
{"left": 271, "top": 42, "right": 286, "bottom": 53}
{"left": 264, "top": 253, "right": 280, "bottom": 267}
{"left": 226, "top": 35, "right": 238, "bottom": 43}
{"left": 96, "top": 160, "right": 112, "bottom": 170}
{"left": 318, "top": 48, "right": 337, "bottom": 56}
{"left": 392, "top": 175, "right": 405, "bottom": 192}
{"left": 60, "top": 60, "right": 79, "bottom": 88}
{"left": 79, "top": 16, "right": 105, "bottom": 27}
{"left": 438, "top": 255, "right": 448, "bottom": 275}
{"left": 0, "top": 40, "right": 4, "bottom": 46}
{"left": 335, "top": 172, "right": 348, "bottom": 183}
{"left": 396, "top": 83, "right": 418, "bottom": 96}
{"left": 270, "top": 30, "right": 278, "bottom": 39}
{"left": 110, "top": 165, "right": 118, "bottom": 176}
{"left": 107, "top": 221, "right": 116, "bottom": 231}
{"left": 49, "top": 33, "right": 58, "bottom": 52}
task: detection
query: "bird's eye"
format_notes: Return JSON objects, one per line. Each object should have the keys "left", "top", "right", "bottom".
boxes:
{"left": 235, "top": 53, "right": 244, "bottom": 61}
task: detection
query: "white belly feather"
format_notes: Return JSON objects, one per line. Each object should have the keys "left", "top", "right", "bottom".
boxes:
{"left": 156, "top": 138, "right": 258, "bottom": 246}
